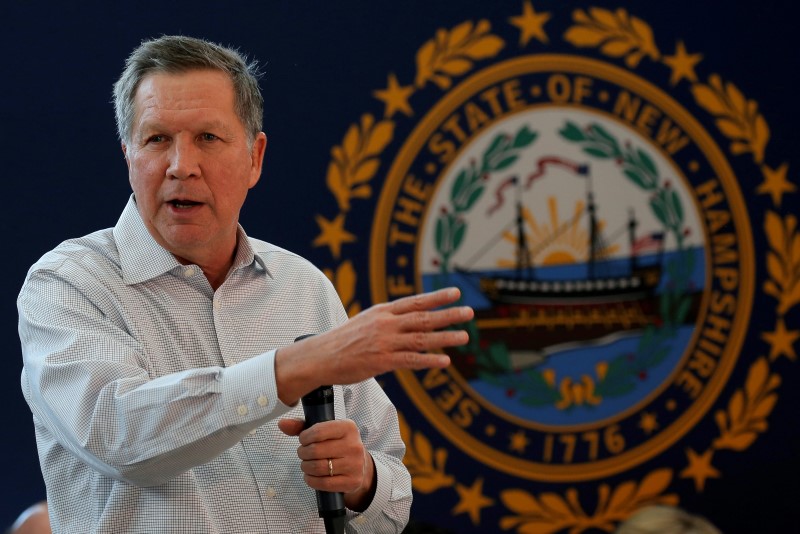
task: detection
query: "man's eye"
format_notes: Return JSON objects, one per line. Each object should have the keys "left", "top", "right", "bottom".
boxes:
{"left": 147, "top": 135, "right": 166, "bottom": 144}
{"left": 201, "top": 133, "right": 219, "bottom": 142}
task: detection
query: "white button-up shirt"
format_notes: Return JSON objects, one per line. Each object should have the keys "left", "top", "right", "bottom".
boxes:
{"left": 18, "top": 196, "right": 411, "bottom": 533}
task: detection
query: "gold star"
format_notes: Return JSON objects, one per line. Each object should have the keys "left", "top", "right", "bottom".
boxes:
{"left": 680, "top": 448, "right": 720, "bottom": 492}
{"left": 757, "top": 162, "right": 795, "bottom": 207}
{"left": 509, "top": 1, "right": 551, "bottom": 46}
{"left": 762, "top": 318, "right": 799, "bottom": 361}
{"left": 509, "top": 429, "right": 529, "bottom": 453}
{"left": 638, "top": 411, "right": 659, "bottom": 435}
{"left": 313, "top": 213, "right": 356, "bottom": 259}
{"left": 372, "top": 73, "right": 414, "bottom": 118}
{"left": 662, "top": 40, "right": 703, "bottom": 85}
{"left": 452, "top": 477, "right": 495, "bottom": 526}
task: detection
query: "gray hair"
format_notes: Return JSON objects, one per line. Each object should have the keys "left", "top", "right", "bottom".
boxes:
{"left": 113, "top": 35, "right": 263, "bottom": 146}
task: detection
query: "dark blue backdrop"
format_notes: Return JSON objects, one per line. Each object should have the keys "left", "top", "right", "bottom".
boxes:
{"left": 2, "top": 1, "right": 798, "bottom": 532}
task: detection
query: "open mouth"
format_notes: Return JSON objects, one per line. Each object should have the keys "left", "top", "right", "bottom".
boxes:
{"left": 169, "top": 199, "right": 202, "bottom": 209}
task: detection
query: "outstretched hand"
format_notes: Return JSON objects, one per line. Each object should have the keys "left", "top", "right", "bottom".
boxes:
{"left": 275, "top": 287, "right": 473, "bottom": 405}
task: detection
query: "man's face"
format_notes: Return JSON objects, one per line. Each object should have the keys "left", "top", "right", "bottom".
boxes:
{"left": 123, "top": 69, "right": 267, "bottom": 267}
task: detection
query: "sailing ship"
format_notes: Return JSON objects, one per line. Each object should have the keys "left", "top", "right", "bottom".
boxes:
{"left": 455, "top": 167, "right": 698, "bottom": 373}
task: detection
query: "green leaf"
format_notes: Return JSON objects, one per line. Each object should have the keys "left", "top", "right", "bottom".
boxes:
{"left": 559, "top": 121, "right": 586, "bottom": 141}
{"left": 638, "top": 324, "right": 656, "bottom": 350}
{"left": 624, "top": 168, "right": 649, "bottom": 189}
{"left": 676, "top": 296, "right": 692, "bottom": 323}
{"left": 462, "top": 184, "right": 485, "bottom": 211}
{"left": 590, "top": 123, "right": 617, "bottom": 147}
{"left": 488, "top": 342, "right": 511, "bottom": 370}
{"left": 584, "top": 146, "right": 614, "bottom": 158}
{"left": 518, "top": 371, "right": 561, "bottom": 405}
{"left": 669, "top": 189, "right": 684, "bottom": 223}
{"left": 451, "top": 169, "right": 468, "bottom": 201}
{"left": 513, "top": 126, "right": 538, "bottom": 148}
{"left": 491, "top": 154, "right": 519, "bottom": 171}
{"left": 596, "top": 375, "right": 636, "bottom": 397}
{"left": 637, "top": 147, "right": 658, "bottom": 177}
{"left": 484, "top": 134, "right": 510, "bottom": 163}
{"left": 650, "top": 196, "right": 668, "bottom": 226}
{"left": 435, "top": 216, "right": 447, "bottom": 253}
{"left": 452, "top": 219, "right": 467, "bottom": 251}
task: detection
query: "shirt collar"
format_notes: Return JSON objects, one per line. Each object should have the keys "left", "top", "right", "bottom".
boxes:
{"left": 113, "top": 195, "right": 266, "bottom": 285}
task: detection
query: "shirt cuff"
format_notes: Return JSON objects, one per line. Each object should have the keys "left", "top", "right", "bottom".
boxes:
{"left": 220, "top": 349, "right": 294, "bottom": 428}
{"left": 345, "top": 454, "right": 393, "bottom": 525}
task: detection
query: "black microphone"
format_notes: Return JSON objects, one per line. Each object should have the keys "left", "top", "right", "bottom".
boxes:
{"left": 295, "top": 334, "right": 346, "bottom": 534}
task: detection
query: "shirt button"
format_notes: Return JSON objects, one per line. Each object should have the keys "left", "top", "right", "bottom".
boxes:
{"left": 354, "top": 515, "right": 367, "bottom": 525}
{"left": 249, "top": 428, "right": 258, "bottom": 435}
{"left": 265, "top": 487, "right": 277, "bottom": 498}
{"left": 184, "top": 267, "right": 195, "bottom": 277}
{"left": 257, "top": 395, "right": 268, "bottom": 407}
{"left": 237, "top": 405, "right": 248, "bottom": 416}
{"left": 213, "top": 299, "right": 221, "bottom": 310}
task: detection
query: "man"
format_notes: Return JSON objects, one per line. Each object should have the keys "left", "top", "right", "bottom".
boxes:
{"left": 18, "top": 36, "right": 473, "bottom": 533}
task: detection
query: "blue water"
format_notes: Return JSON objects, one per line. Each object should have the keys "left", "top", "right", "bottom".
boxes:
{"left": 468, "top": 325, "right": 694, "bottom": 425}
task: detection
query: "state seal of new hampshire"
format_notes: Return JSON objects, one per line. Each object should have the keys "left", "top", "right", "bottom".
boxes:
{"left": 312, "top": 3, "right": 797, "bottom": 531}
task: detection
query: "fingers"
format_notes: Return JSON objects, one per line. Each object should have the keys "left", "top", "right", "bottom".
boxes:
{"left": 275, "top": 287, "right": 473, "bottom": 402}
{"left": 297, "top": 419, "right": 355, "bottom": 447}
{"left": 388, "top": 287, "right": 462, "bottom": 315}
{"left": 396, "top": 305, "right": 474, "bottom": 333}
{"left": 295, "top": 420, "right": 365, "bottom": 493}
{"left": 277, "top": 418, "right": 305, "bottom": 436}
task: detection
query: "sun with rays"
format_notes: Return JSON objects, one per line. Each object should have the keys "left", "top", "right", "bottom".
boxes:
{"left": 497, "top": 196, "right": 619, "bottom": 268}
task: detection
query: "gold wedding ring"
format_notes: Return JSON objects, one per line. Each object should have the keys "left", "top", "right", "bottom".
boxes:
{"left": 328, "top": 458, "right": 334, "bottom": 477}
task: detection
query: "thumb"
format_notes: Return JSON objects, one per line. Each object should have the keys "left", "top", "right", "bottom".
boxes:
{"left": 278, "top": 418, "right": 306, "bottom": 436}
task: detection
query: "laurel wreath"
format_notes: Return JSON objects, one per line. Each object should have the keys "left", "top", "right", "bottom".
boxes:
{"left": 322, "top": 260, "right": 361, "bottom": 317}
{"left": 434, "top": 126, "right": 538, "bottom": 272}
{"left": 763, "top": 211, "right": 800, "bottom": 316}
{"left": 500, "top": 468, "right": 678, "bottom": 533}
{"left": 713, "top": 356, "right": 780, "bottom": 451}
{"left": 691, "top": 74, "right": 770, "bottom": 164}
{"left": 313, "top": 6, "right": 797, "bottom": 533}
{"left": 415, "top": 19, "right": 505, "bottom": 90}
{"left": 564, "top": 7, "right": 660, "bottom": 68}
{"left": 397, "top": 411, "right": 455, "bottom": 494}
{"left": 326, "top": 113, "right": 395, "bottom": 214}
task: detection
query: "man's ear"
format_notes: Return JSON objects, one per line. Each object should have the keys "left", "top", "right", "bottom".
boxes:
{"left": 248, "top": 132, "right": 268, "bottom": 189}
{"left": 122, "top": 143, "right": 131, "bottom": 170}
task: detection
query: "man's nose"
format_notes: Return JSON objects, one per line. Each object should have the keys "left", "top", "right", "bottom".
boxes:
{"left": 166, "top": 137, "right": 201, "bottom": 180}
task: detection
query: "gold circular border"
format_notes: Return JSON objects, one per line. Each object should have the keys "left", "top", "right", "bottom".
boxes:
{"left": 370, "top": 54, "right": 755, "bottom": 482}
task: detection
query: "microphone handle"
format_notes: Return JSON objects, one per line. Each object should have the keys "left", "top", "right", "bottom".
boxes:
{"left": 302, "top": 394, "right": 345, "bottom": 518}
{"left": 295, "top": 334, "right": 346, "bottom": 534}
{"left": 301, "top": 387, "right": 346, "bottom": 519}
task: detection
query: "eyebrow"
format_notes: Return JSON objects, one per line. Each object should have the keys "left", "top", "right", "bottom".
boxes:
{"left": 136, "top": 119, "right": 233, "bottom": 139}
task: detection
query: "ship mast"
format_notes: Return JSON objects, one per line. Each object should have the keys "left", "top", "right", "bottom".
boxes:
{"left": 628, "top": 207, "right": 638, "bottom": 272}
{"left": 514, "top": 176, "right": 533, "bottom": 279}
{"left": 587, "top": 178, "right": 597, "bottom": 279}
